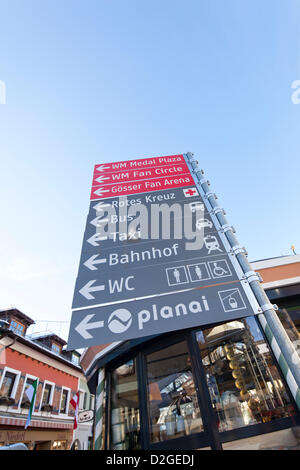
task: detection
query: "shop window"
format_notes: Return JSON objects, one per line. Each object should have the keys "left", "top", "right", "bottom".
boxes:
{"left": 52, "top": 440, "right": 67, "bottom": 450}
{"left": 110, "top": 359, "right": 140, "bottom": 450}
{"left": 146, "top": 341, "right": 203, "bottom": 443}
{"left": 277, "top": 307, "right": 300, "bottom": 358}
{"left": 196, "top": 317, "right": 297, "bottom": 433}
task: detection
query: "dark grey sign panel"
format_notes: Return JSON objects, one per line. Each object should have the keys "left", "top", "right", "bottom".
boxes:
{"left": 82, "top": 187, "right": 209, "bottom": 252}
{"left": 67, "top": 283, "right": 255, "bottom": 350}
{"left": 72, "top": 247, "right": 236, "bottom": 308}
{"left": 72, "top": 184, "right": 237, "bottom": 308}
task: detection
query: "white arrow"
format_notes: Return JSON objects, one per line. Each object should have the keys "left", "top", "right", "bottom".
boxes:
{"left": 93, "top": 187, "right": 110, "bottom": 197}
{"left": 93, "top": 201, "right": 111, "bottom": 212}
{"left": 96, "top": 165, "right": 110, "bottom": 172}
{"left": 75, "top": 314, "right": 104, "bottom": 339}
{"left": 83, "top": 254, "right": 107, "bottom": 271}
{"left": 90, "top": 216, "right": 109, "bottom": 227}
{"left": 86, "top": 233, "right": 107, "bottom": 246}
{"left": 79, "top": 280, "right": 105, "bottom": 300}
{"left": 95, "top": 175, "right": 110, "bottom": 183}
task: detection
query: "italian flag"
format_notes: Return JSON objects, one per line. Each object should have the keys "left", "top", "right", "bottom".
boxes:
{"left": 25, "top": 379, "right": 38, "bottom": 429}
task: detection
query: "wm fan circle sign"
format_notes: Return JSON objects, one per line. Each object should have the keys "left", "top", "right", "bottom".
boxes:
{"left": 67, "top": 154, "right": 256, "bottom": 349}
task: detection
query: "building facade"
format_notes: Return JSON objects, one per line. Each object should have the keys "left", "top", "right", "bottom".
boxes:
{"left": 80, "top": 254, "right": 300, "bottom": 450}
{"left": 0, "top": 308, "right": 92, "bottom": 450}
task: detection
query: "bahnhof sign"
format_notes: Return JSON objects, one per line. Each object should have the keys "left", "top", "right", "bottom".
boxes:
{"left": 68, "top": 153, "right": 300, "bottom": 450}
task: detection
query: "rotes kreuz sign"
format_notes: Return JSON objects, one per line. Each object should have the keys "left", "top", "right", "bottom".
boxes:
{"left": 67, "top": 153, "right": 259, "bottom": 350}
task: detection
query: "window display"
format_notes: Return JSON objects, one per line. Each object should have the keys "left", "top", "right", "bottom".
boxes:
{"left": 196, "top": 317, "right": 297, "bottom": 432}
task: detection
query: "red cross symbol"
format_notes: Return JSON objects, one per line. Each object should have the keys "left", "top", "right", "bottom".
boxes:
{"left": 184, "top": 188, "right": 198, "bottom": 197}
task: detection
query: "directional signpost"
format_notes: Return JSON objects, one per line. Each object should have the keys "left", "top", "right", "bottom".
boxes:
{"left": 67, "top": 153, "right": 260, "bottom": 350}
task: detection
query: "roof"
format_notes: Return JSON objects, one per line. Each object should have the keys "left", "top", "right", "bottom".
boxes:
{"left": 0, "top": 308, "right": 35, "bottom": 326}
{"left": 29, "top": 331, "right": 67, "bottom": 346}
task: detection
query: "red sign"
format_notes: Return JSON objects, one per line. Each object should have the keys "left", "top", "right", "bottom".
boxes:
{"left": 92, "top": 163, "right": 190, "bottom": 187}
{"left": 90, "top": 175, "right": 196, "bottom": 200}
{"left": 93, "top": 154, "right": 185, "bottom": 177}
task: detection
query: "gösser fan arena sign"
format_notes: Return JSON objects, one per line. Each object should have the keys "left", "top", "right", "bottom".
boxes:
{"left": 67, "top": 154, "right": 258, "bottom": 349}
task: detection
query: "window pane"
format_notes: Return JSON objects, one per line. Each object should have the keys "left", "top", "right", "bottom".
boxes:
{"left": 110, "top": 360, "right": 140, "bottom": 450}
{"left": 146, "top": 341, "right": 203, "bottom": 443}
{"left": 9, "top": 321, "right": 24, "bottom": 336}
{"left": 0, "top": 372, "right": 16, "bottom": 397}
{"left": 42, "top": 384, "right": 52, "bottom": 405}
{"left": 21, "top": 379, "right": 35, "bottom": 407}
{"left": 60, "top": 390, "right": 68, "bottom": 413}
{"left": 277, "top": 308, "right": 300, "bottom": 358}
{"left": 196, "top": 317, "right": 297, "bottom": 433}
{"left": 52, "top": 343, "right": 60, "bottom": 354}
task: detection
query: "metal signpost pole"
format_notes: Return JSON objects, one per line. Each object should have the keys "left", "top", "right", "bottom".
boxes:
{"left": 185, "top": 152, "right": 300, "bottom": 409}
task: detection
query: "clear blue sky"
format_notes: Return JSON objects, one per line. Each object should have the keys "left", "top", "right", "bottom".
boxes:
{"left": 0, "top": 0, "right": 300, "bottom": 334}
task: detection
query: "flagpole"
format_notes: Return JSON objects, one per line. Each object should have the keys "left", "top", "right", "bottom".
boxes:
{"left": 94, "top": 369, "right": 105, "bottom": 450}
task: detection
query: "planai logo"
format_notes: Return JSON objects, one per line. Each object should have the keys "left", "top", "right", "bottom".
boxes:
{"left": 108, "top": 308, "right": 132, "bottom": 333}
{"left": 106, "top": 296, "right": 210, "bottom": 336}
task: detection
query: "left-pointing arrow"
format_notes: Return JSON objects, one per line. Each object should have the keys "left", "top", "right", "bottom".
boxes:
{"left": 95, "top": 175, "right": 110, "bottom": 183}
{"left": 93, "top": 187, "right": 110, "bottom": 196}
{"left": 93, "top": 201, "right": 111, "bottom": 212}
{"left": 90, "top": 216, "right": 109, "bottom": 227}
{"left": 79, "top": 280, "right": 105, "bottom": 300}
{"left": 75, "top": 314, "right": 104, "bottom": 339}
{"left": 86, "top": 233, "right": 107, "bottom": 246}
{"left": 96, "top": 165, "right": 110, "bottom": 172}
{"left": 83, "top": 254, "right": 107, "bottom": 271}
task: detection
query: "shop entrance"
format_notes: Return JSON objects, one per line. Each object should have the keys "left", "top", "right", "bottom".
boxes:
{"left": 105, "top": 315, "right": 300, "bottom": 450}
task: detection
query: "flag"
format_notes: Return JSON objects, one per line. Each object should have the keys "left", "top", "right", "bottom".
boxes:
{"left": 24, "top": 379, "right": 38, "bottom": 429}
{"left": 70, "top": 392, "right": 79, "bottom": 430}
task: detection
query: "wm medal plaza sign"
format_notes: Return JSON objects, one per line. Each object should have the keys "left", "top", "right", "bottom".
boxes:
{"left": 67, "top": 154, "right": 257, "bottom": 349}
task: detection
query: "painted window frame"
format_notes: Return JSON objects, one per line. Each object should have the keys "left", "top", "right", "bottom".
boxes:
{"left": 59, "top": 386, "right": 71, "bottom": 415}
{"left": 9, "top": 319, "right": 25, "bottom": 336}
{"left": 89, "top": 394, "right": 95, "bottom": 410}
{"left": 71, "top": 353, "right": 80, "bottom": 366}
{"left": 18, "top": 373, "right": 39, "bottom": 414}
{"left": 78, "top": 388, "right": 86, "bottom": 410}
{"left": 0, "top": 366, "right": 21, "bottom": 400}
{"left": 39, "top": 380, "right": 55, "bottom": 411}
{"left": 51, "top": 342, "right": 61, "bottom": 354}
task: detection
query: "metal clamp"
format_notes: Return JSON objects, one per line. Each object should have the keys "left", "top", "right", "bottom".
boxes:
{"left": 210, "top": 207, "right": 226, "bottom": 216}
{"left": 242, "top": 271, "right": 263, "bottom": 284}
{"left": 230, "top": 245, "right": 248, "bottom": 256}
{"left": 198, "top": 177, "right": 208, "bottom": 185}
{"left": 260, "top": 303, "right": 279, "bottom": 313}
{"left": 204, "top": 191, "right": 217, "bottom": 200}
{"left": 219, "top": 224, "right": 235, "bottom": 234}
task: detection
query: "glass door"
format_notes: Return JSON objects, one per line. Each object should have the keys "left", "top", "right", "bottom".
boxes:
{"left": 144, "top": 337, "right": 214, "bottom": 450}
